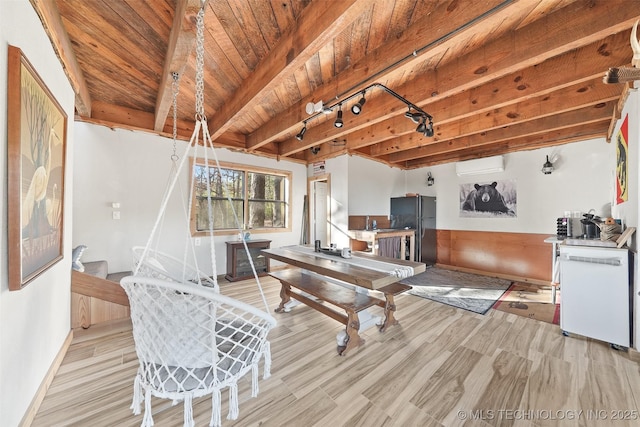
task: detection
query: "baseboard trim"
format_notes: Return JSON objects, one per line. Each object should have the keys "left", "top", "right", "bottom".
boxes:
{"left": 19, "top": 329, "right": 74, "bottom": 426}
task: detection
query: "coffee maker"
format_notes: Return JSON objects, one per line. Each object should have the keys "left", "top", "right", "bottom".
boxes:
{"left": 580, "top": 213, "right": 601, "bottom": 239}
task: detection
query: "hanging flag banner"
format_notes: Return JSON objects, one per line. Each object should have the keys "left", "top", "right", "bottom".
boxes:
{"left": 616, "top": 114, "right": 629, "bottom": 205}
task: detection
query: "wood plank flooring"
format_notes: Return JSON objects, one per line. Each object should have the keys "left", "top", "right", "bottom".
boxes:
{"left": 33, "top": 275, "right": 640, "bottom": 426}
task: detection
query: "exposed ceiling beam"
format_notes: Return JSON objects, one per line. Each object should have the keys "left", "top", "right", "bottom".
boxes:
{"left": 370, "top": 79, "right": 623, "bottom": 158}
{"left": 403, "top": 120, "right": 609, "bottom": 168}
{"left": 204, "top": 0, "right": 368, "bottom": 141}
{"left": 246, "top": 0, "right": 537, "bottom": 151}
{"left": 392, "top": 102, "right": 614, "bottom": 165}
{"left": 277, "top": 3, "right": 639, "bottom": 157}
{"left": 29, "top": 0, "right": 92, "bottom": 116}
{"left": 154, "top": 0, "right": 208, "bottom": 132}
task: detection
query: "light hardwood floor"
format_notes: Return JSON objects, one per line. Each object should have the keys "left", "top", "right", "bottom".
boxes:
{"left": 33, "top": 275, "right": 640, "bottom": 426}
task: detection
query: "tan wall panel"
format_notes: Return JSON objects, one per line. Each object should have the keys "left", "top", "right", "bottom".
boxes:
{"left": 437, "top": 229, "right": 551, "bottom": 283}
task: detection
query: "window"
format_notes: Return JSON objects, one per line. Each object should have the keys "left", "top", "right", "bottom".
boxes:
{"left": 190, "top": 159, "right": 291, "bottom": 236}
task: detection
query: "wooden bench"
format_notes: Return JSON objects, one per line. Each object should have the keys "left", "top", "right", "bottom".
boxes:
{"left": 71, "top": 261, "right": 131, "bottom": 329}
{"left": 269, "top": 268, "right": 411, "bottom": 355}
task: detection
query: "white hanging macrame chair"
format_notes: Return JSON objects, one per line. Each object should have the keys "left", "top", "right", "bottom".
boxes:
{"left": 120, "top": 7, "right": 276, "bottom": 427}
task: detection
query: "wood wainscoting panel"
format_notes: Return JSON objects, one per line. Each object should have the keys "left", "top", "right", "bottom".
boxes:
{"left": 436, "top": 230, "right": 552, "bottom": 284}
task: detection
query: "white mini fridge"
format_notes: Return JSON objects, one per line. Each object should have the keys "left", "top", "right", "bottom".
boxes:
{"left": 559, "top": 245, "right": 633, "bottom": 349}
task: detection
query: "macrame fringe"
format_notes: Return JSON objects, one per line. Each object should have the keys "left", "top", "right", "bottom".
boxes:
{"left": 210, "top": 388, "right": 222, "bottom": 427}
{"left": 227, "top": 383, "right": 239, "bottom": 420}
{"left": 183, "top": 394, "right": 194, "bottom": 427}
{"left": 131, "top": 375, "right": 142, "bottom": 414}
{"left": 263, "top": 341, "right": 272, "bottom": 379}
{"left": 251, "top": 364, "right": 259, "bottom": 397}
{"left": 142, "top": 389, "right": 154, "bottom": 426}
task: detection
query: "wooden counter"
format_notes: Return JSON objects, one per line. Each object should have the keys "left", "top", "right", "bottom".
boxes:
{"left": 348, "top": 228, "right": 415, "bottom": 260}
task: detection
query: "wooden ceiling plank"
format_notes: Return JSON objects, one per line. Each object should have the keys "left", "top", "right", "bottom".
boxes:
{"left": 205, "top": 0, "right": 368, "bottom": 141}
{"left": 247, "top": 0, "right": 533, "bottom": 149}
{"left": 404, "top": 121, "right": 608, "bottom": 168}
{"left": 388, "top": 102, "right": 614, "bottom": 163}
{"left": 154, "top": 0, "right": 207, "bottom": 131}
{"left": 211, "top": 0, "right": 261, "bottom": 70}
{"left": 368, "top": 77, "right": 623, "bottom": 156}
{"left": 277, "top": 4, "right": 638, "bottom": 157}
{"left": 348, "top": 33, "right": 631, "bottom": 155}
{"left": 229, "top": 0, "right": 271, "bottom": 59}
{"left": 30, "top": 0, "right": 92, "bottom": 116}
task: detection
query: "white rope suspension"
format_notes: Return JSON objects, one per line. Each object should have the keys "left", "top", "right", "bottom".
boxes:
{"left": 135, "top": 4, "right": 269, "bottom": 309}
{"left": 190, "top": 7, "right": 270, "bottom": 311}
{"left": 123, "top": 7, "right": 276, "bottom": 426}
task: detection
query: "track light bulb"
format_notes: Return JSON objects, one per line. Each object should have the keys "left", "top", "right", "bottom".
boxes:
{"left": 405, "top": 110, "right": 423, "bottom": 124}
{"left": 351, "top": 94, "right": 366, "bottom": 115}
{"left": 334, "top": 106, "right": 343, "bottom": 128}
{"left": 296, "top": 125, "right": 307, "bottom": 141}
{"left": 425, "top": 121, "right": 434, "bottom": 137}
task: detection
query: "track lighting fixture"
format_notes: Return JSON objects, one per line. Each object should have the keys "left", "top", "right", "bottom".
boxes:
{"left": 297, "top": 83, "right": 434, "bottom": 142}
{"left": 334, "top": 104, "right": 343, "bottom": 128}
{"left": 425, "top": 120, "right": 434, "bottom": 137}
{"left": 405, "top": 109, "right": 423, "bottom": 124}
{"left": 310, "top": 146, "right": 321, "bottom": 155}
{"left": 296, "top": 125, "right": 307, "bottom": 141}
{"left": 417, "top": 119, "right": 434, "bottom": 137}
{"left": 351, "top": 92, "right": 366, "bottom": 115}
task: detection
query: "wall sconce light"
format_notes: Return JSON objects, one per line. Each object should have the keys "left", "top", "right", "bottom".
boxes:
{"left": 542, "top": 155, "right": 554, "bottom": 174}
{"left": 426, "top": 172, "right": 434, "bottom": 186}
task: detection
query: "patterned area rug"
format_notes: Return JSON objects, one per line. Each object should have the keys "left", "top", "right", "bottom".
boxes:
{"left": 400, "top": 267, "right": 512, "bottom": 315}
{"left": 493, "top": 283, "right": 560, "bottom": 324}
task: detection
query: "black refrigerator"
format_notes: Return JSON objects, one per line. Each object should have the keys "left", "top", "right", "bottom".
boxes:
{"left": 390, "top": 196, "right": 436, "bottom": 265}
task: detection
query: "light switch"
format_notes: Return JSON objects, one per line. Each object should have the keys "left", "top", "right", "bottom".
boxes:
{"left": 112, "top": 202, "right": 121, "bottom": 209}
{"left": 112, "top": 211, "right": 121, "bottom": 220}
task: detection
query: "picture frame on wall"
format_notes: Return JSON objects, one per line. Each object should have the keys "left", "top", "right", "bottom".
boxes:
{"left": 7, "top": 45, "right": 67, "bottom": 291}
{"left": 459, "top": 180, "right": 517, "bottom": 218}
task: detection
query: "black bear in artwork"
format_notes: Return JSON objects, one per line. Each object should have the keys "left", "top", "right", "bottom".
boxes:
{"left": 462, "top": 182, "right": 513, "bottom": 214}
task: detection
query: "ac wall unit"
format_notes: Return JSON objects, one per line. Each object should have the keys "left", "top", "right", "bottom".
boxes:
{"left": 455, "top": 155, "right": 504, "bottom": 176}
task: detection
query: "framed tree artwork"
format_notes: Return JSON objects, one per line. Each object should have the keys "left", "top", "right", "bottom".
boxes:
{"left": 7, "top": 45, "right": 67, "bottom": 291}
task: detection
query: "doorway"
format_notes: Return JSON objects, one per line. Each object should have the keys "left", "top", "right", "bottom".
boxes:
{"left": 308, "top": 174, "right": 331, "bottom": 247}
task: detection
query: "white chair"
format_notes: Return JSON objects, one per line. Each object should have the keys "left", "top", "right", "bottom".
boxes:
{"left": 120, "top": 275, "right": 276, "bottom": 427}
{"left": 132, "top": 246, "right": 218, "bottom": 290}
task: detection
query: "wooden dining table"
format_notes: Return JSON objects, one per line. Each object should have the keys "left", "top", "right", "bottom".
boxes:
{"left": 262, "top": 245, "right": 426, "bottom": 354}
{"left": 262, "top": 245, "right": 425, "bottom": 289}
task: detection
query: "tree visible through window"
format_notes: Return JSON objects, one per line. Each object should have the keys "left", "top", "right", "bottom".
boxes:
{"left": 191, "top": 160, "right": 290, "bottom": 235}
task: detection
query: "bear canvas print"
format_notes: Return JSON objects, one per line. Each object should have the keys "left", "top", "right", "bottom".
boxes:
{"left": 460, "top": 180, "right": 516, "bottom": 217}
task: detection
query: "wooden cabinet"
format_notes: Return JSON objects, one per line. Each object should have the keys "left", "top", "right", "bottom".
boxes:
{"left": 225, "top": 239, "right": 271, "bottom": 281}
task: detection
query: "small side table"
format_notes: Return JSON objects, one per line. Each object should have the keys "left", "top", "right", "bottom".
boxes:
{"left": 225, "top": 239, "right": 271, "bottom": 281}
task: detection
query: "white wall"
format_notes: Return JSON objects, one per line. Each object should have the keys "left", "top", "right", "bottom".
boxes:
{"left": 344, "top": 139, "right": 613, "bottom": 236}
{"left": 73, "top": 122, "right": 308, "bottom": 275}
{"left": 0, "top": 1, "right": 76, "bottom": 425}
{"left": 609, "top": 86, "right": 639, "bottom": 350}
{"left": 347, "top": 156, "right": 404, "bottom": 214}
{"left": 309, "top": 156, "right": 351, "bottom": 249}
